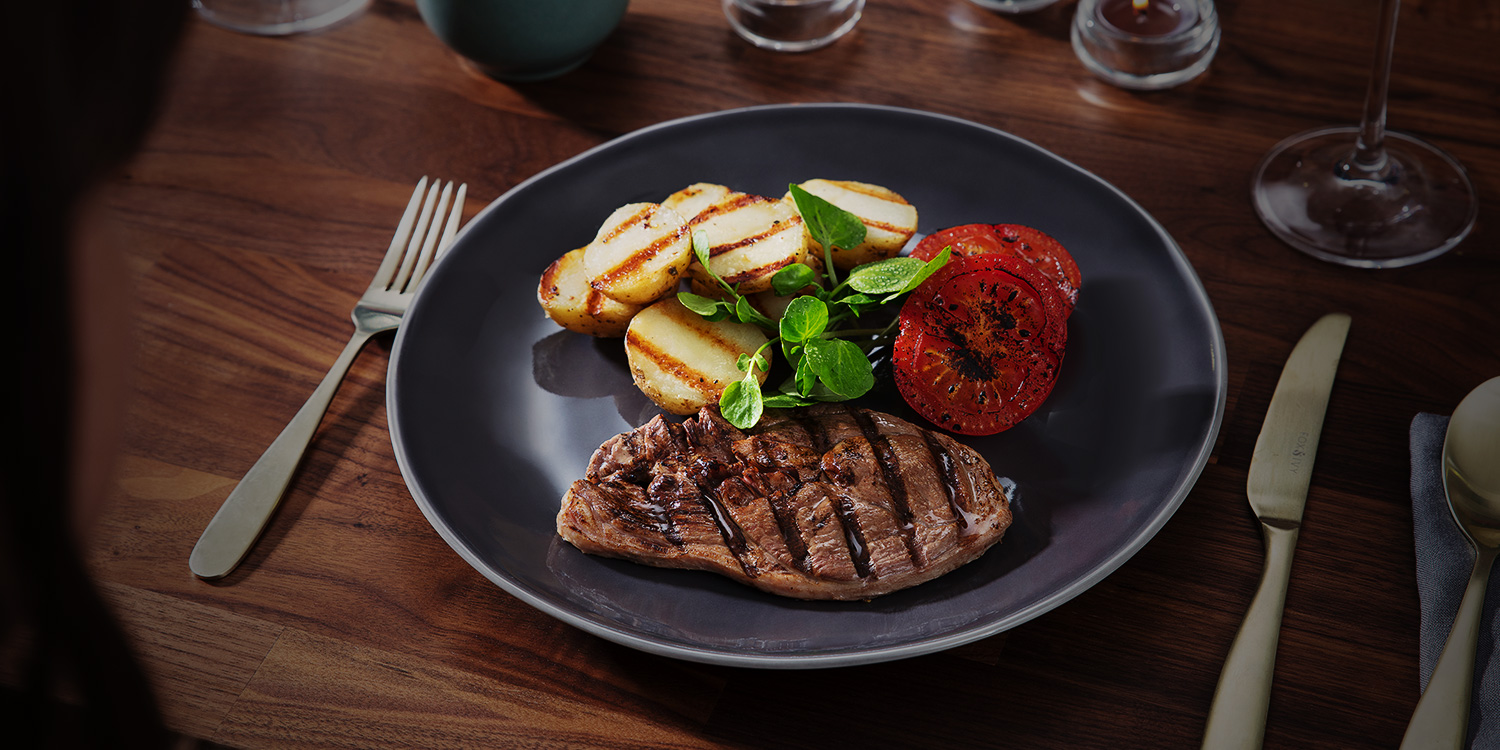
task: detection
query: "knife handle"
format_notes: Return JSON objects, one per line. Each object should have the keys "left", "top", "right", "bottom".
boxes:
{"left": 1399, "top": 545, "right": 1497, "bottom": 750}
{"left": 1201, "top": 522, "right": 1299, "bottom": 750}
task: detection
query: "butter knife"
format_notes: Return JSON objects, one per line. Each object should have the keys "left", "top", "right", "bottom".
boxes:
{"left": 1201, "top": 312, "right": 1352, "bottom": 750}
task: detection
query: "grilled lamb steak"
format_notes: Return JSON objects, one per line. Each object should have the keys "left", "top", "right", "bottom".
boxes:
{"left": 556, "top": 404, "right": 1012, "bottom": 600}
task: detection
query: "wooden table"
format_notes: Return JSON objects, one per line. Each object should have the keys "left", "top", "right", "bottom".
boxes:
{"left": 90, "top": 0, "right": 1499, "bottom": 747}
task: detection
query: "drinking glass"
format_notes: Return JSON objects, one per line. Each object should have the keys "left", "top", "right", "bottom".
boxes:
{"left": 1250, "top": 0, "right": 1476, "bottom": 268}
{"left": 192, "top": 0, "right": 368, "bottom": 35}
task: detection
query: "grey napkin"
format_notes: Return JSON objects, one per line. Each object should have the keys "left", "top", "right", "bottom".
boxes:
{"left": 1412, "top": 412, "right": 1500, "bottom": 748}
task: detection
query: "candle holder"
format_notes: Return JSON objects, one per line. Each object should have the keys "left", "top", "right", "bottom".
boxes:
{"left": 1071, "top": 0, "right": 1220, "bottom": 90}
{"left": 966, "top": 0, "right": 1060, "bottom": 14}
{"left": 724, "top": 0, "right": 865, "bottom": 52}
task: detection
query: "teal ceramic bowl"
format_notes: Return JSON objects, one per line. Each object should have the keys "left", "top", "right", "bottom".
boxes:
{"left": 416, "top": 0, "right": 630, "bottom": 82}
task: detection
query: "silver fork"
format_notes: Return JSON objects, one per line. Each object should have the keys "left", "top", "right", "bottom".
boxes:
{"left": 190, "top": 177, "right": 467, "bottom": 579}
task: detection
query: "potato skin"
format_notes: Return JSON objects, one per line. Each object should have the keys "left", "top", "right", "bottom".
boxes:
{"left": 791, "top": 179, "right": 918, "bottom": 270}
{"left": 583, "top": 203, "right": 691, "bottom": 305}
{"left": 537, "top": 247, "right": 643, "bottom": 337}
{"left": 624, "top": 297, "right": 770, "bottom": 415}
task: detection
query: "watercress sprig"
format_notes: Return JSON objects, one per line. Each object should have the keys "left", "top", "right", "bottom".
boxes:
{"left": 788, "top": 183, "right": 866, "bottom": 286}
{"left": 676, "top": 184, "right": 949, "bottom": 428}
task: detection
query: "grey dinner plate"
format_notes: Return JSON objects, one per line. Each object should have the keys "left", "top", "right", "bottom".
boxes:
{"left": 388, "top": 103, "right": 1226, "bottom": 668}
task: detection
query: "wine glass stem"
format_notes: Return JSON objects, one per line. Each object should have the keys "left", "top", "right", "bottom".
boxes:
{"left": 1349, "top": 0, "right": 1400, "bottom": 177}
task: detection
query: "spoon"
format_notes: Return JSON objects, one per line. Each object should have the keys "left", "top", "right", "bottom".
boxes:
{"left": 1401, "top": 376, "right": 1500, "bottom": 749}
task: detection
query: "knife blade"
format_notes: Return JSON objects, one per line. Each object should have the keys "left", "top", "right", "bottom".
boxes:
{"left": 1201, "top": 312, "right": 1351, "bottom": 750}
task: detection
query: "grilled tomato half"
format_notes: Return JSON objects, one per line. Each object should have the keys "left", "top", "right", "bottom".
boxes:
{"left": 893, "top": 253, "right": 1068, "bottom": 435}
{"left": 911, "top": 223, "right": 1080, "bottom": 315}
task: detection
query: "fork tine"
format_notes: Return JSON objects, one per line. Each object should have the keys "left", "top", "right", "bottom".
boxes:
{"left": 436, "top": 183, "right": 467, "bottom": 260}
{"left": 368, "top": 177, "right": 428, "bottom": 294}
{"left": 408, "top": 182, "right": 466, "bottom": 290}
{"left": 390, "top": 181, "right": 442, "bottom": 292}
{"left": 404, "top": 181, "right": 454, "bottom": 292}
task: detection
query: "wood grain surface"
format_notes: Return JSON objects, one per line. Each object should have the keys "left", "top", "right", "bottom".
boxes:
{"left": 82, "top": 0, "right": 1499, "bottom": 747}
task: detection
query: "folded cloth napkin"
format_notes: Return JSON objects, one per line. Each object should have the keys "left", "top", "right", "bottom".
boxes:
{"left": 1412, "top": 412, "right": 1499, "bottom": 748}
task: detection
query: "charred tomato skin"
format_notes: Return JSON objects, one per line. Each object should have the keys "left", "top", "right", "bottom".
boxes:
{"left": 893, "top": 254, "right": 1068, "bottom": 436}
{"left": 911, "top": 223, "right": 1006, "bottom": 262}
{"left": 911, "top": 223, "right": 1080, "bottom": 316}
{"left": 992, "top": 224, "right": 1081, "bottom": 312}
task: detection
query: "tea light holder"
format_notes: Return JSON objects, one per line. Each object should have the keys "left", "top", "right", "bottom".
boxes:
{"left": 966, "top": 0, "right": 1060, "bottom": 14}
{"left": 1071, "top": 0, "right": 1220, "bottom": 90}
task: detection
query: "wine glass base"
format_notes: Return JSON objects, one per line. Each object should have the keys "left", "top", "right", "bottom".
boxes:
{"left": 1251, "top": 126, "right": 1477, "bottom": 268}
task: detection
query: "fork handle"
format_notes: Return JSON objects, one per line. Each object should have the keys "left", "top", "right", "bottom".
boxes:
{"left": 1201, "top": 522, "right": 1299, "bottom": 750}
{"left": 189, "top": 329, "right": 375, "bottom": 579}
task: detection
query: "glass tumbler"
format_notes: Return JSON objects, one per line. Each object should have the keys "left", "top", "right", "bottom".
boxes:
{"left": 192, "top": 0, "right": 369, "bottom": 36}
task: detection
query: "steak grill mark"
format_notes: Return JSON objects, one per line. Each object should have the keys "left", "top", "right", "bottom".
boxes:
{"left": 765, "top": 484, "right": 811, "bottom": 573}
{"left": 832, "top": 489, "right": 873, "bottom": 579}
{"left": 789, "top": 406, "right": 875, "bottom": 578}
{"left": 920, "top": 431, "right": 969, "bottom": 531}
{"left": 699, "top": 489, "right": 754, "bottom": 576}
{"left": 559, "top": 406, "right": 1012, "bottom": 599}
{"left": 789, "top": 411, "right": 827, "bottom": 452}
{"left": 850, "top": 408, "right": 921, "bottom": 566}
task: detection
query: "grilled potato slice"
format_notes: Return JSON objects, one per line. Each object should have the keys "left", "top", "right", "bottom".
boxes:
{"left": 537, "top": 247, "right": 644, "bottom": 337}
{"left": 792, "top": 179, "right": 918, "bottom": 270}
{"left": 583, "top": 203, "right": 691, "bottom": 305}
{"left": 746, "top": 252, "right": 824, "bottom": 319}
{"left": 625, "top": 296, "right": 770, "bottom": 415}
{"left": 746, "top": 289, "right": 796, "bottom": 321}
{"left": 663, "top": 182, "right": 734, "bottom": 222}
{"left": 682, "top": 192, "right": 807, "bottom": 294}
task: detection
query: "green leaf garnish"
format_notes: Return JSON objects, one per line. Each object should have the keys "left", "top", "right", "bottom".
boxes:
{"left": 779, "top": 296, "right": 828, "bottom": 343}
{"left": 847, "top": 257, "right": 928, "bottom": 295}
{"left": 719, "top": 378, "right": 764, "bottom": 429}
{"left": 771, "top": 263, "right": 818, "bottom": 296}
{"left": 736, "top": 351, "right": 769, "bottom": 373}
{"left": 678, "top": 291, "right": 732, "bottom": 321}
{"left": 829, "top": 293, "right": 879, "bottom": 318}
{"left": 789, "top": 184, "right": 866, "bottom": 253}
{"left": 720, "top": 341, "right": 773, "bottom": 428}
{"left": 806, "top": 380, "right": 852, "bottom": 402}
{"left": 780, "top": 339, "right": 803, "bottom": 366}
{"left": 693, "top": 229, "right": 740, "bottom": 298}
{"left": 678, "top": 291, "right": 721, "bottom": 315}
{"left": 788, "top": 184, "right": 866, "bottom": 285}
{"left": 692, "top": 229, "right": 714, "bottom": 269}
{"left": 886, "top": 248, "right": 950, "bottom": 302}
{"left": 763, "top": 392, "right": 816, "bottom": 408}
{"left": 845, "top": 251, "right": 949, "bottom": 304}
{"left": 794, "top": 348, "right": 818, "bottom": 394}
{"left": 734, "top": 296, "right": 776, "bottom": 328}
{"left": 804, "top": 338, "right": 874, "bottom": 399}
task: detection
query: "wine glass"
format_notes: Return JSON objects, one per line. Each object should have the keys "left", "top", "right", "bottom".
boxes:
{"left": 1250, "top": 0, "right": 1477, "bottom": 268}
